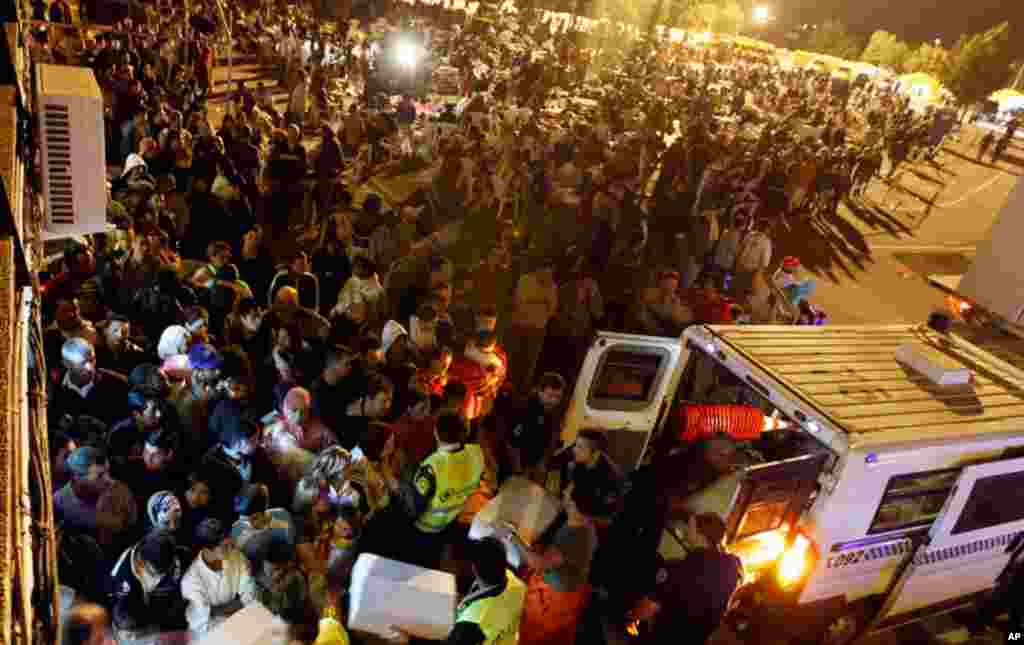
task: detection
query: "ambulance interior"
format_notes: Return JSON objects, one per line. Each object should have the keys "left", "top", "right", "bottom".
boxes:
{"left": 676, "top": 345, "right": 832, "bottom": 463}
{"left": 657, "top": 345, "right": 836, "bottom": 585}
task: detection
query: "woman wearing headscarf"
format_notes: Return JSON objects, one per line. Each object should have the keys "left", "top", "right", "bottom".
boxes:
{"left": 293, "top": 446, "right": 355, "bottom": 519}
{"left": 147, "top": 490, "right": 183, "bottom": 534}
{"left": 157, "top": 324, "right": 192, "bottom": 362}
{"left": 263, "top": 387, "right": 339, "bottom": 484}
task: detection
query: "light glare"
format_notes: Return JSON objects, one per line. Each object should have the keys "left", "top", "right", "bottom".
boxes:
{"left": 395, "top": 41, "right": 420, "bottom": 68}
{"left": 778, "top": 534, "right": 813, "bottom": 587}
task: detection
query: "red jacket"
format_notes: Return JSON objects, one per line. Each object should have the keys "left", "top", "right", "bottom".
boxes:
{"left": 448, "top": 346, "right": 508, "bottom": 419}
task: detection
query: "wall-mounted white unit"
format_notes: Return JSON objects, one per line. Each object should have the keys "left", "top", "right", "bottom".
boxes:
{"left": 34, "top": 64, "right": 107, "bottom": 240}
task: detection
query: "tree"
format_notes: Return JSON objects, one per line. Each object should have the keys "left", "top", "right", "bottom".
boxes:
{"left": 805, "top": 20, "right": 862, "bottom": 60}
{"left": 860, "top": 30, "right": 911, "bottom": 71}
{"left": 903, "top": 43, "right": 951, "bottom": 79}
{"left": 1008, "top": 60, "right": 1024, "bottom": 91}
{"left": 665, "top": 0, "right": 699, "bottom": 28}
{"left": 688, "top": 0, "right": 745, "bottom": 34}
{"left": 944, "top": 22, "right": 1014, "bottom": 106}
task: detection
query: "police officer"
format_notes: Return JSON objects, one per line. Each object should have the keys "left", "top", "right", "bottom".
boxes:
{"left": 450, "top": 538, "right": 527, "bottom": 645}
{"left": 389, "top": 537, "right": 526, "bottom": 645}
{"left": 391, "top": 412, "right": 485, "bottom": 569}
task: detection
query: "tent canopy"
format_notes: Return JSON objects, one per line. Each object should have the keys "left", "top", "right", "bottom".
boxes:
{"left": 896, "top": 73, "right": 946, "bottom": 103}
{"left": 991, "top": 88, "right": 1024, "bottom": 111}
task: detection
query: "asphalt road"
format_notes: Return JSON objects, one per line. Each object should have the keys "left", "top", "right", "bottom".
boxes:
{"left": 776, "top": 126, "right": 1024, "bottom": 327}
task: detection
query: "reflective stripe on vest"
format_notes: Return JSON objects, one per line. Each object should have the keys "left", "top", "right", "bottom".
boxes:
{"left": 415, "top": 444, "right": 485, "bottom": 533}
{"left": 455, "top": 572, "right": 527, "bottom": 645}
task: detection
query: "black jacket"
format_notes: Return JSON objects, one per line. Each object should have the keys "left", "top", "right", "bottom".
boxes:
{"left": 107, "top": 539, "right": 188, "bottom": 633}
{"left": 48, "top": 369, "right": 130, "bottom": 430}
{"left": 199, "top": 445, "right": 284, "bottom": 523}
{"left": 648, "top": 549, "right": 743, "bottom": 644}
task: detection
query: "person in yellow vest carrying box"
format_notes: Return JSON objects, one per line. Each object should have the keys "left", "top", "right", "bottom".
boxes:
{"left": 388, "top": 412, "right": 485, "bottom": 569}
{"left": 388, "top": 537, "right": 527, "bottom": 645}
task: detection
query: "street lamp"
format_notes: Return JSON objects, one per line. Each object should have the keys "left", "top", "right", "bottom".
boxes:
{"left": 394, "top": 40, "right": 422, "bottom": 69}
{"left": 752, "top": 6, "right": 771, "bottom": 24}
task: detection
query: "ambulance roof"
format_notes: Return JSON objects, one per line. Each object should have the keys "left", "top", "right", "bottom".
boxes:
{"left": 705, "top": 324, "right": 1024, "bottom": 451}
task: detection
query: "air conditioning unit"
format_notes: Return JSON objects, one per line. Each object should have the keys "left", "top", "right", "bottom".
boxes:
{"left": 34, "top": 63, "right": 108, "bottom": 240}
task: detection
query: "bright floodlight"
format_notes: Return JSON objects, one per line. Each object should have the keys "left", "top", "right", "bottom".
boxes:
{"left": 395, "top": 40, "right": 420, "bottom": 68}
{"left": 752, "top": 6, "right": 771, "bottom": 23}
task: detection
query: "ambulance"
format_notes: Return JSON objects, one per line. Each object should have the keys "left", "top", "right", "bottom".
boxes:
{"left": 564, "top": 322, "right": 1024, "bottom": 643}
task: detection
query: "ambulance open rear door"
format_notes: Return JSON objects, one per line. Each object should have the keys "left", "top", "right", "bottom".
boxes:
{"left": 874, "top": 456, "right": 1024, "bottom": 628}
{"left": 563, "top": 332, "right": 689, "bottom": 471}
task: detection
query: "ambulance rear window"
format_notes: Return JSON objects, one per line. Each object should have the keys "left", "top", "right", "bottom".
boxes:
{"left": 589, "top": 347, "right": 667, "bottom": 409}
{"left": 869, "top": 469, "right": 960, "bottom": 534}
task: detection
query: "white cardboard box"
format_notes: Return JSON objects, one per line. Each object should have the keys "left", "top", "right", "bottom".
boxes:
{"left": 684, "top": 471, "right": 744, "bottom": 523}
{"left": 469, "top": 476, "right": 563, "bottom": 567}
{"left": 895, "top": 342, "right": 971, "bottom": 387}
{"left": 348, "top": 553, "right": 457, "bottom": 641}
{"left": 195, "top": 605, "right": 290, "bottom": 645}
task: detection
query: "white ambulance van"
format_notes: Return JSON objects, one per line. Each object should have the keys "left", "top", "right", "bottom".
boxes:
{"left": 564, "top": 322, "right": 1024, "bottom": 643}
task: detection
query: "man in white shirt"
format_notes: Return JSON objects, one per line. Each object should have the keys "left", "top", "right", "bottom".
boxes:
{"left": 733, "top": 219, "right": 773, "bottom": 295}
{"left": 712, "top": 215, "right": 748, "bottom": 277}
{"left": 182, "top": 519, "right": 263, "bottom": 638}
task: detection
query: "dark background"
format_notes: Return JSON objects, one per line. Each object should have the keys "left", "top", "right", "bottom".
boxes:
{"left": 757, "top": 0, "right": 1023, "bottom": 56}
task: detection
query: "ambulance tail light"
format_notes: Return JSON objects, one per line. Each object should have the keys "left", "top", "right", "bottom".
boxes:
{"left": 732, "top": 527, "right": 788, "bottom": 578}
{"left": 776, "top": 532, "right": 817, "bottom": 590}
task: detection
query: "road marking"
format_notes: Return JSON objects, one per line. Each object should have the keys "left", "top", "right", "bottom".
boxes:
{"left": 933, "top": 174, "right": 1007, "bottom": 208}
{"left": 868, "top": 161, "right": 1010, "bottom": 216}
{"left": 870, "top": 244, "right": 977, "bottom": 253}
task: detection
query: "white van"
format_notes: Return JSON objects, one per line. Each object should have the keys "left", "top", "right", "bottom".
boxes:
{"left": 564, "top": 323, "right": 1024, "bottom": 644}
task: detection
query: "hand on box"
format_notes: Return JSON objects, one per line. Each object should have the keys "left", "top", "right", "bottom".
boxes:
{"left": 386, "top": 626, "right": 412, "bottom": 645}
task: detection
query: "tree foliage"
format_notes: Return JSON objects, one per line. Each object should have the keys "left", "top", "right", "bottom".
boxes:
{"left": 804, "top": 20, "right": 862, "bottom": 60}
{"left": 903, "top": 43, "right": 951, "bottom": 79}
{"left": 560, "top": 0, "right": 736, "bottom": 31}
{"left": 860, "top": 30, "right": 911, "bottom": 71}
{"left": 1010, "top": 60, "right": 1024, "bottom": 91}
{"left": 688, "top": 0, "right": 745, "bottom": 33}
{"left": 943, "top": 22, "right": 1013, "bottom": 105}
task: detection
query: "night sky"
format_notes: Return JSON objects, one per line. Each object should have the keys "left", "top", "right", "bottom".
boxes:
{"left": 764, "top": 0, "right": 1023, "bottom": 56}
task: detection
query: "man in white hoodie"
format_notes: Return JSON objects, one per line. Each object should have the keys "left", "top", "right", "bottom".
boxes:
{"left": 181, "top": 518, "right": 263, "bottom": 638}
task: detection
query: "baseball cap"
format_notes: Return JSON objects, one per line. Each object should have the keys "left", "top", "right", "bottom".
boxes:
{"left": 138, "top": 530, "right": 177, "bottom": 572}
{"left": 187, "top": 343, "right": 223, "bottom": 370}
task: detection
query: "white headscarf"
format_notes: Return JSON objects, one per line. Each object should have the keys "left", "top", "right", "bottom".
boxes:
{"left": 121, "top": 153, "right": 147, "bottom": 177}
{"left": 332, "top": 275, "right": 384, "bottom": 318}
{"left": 157, "top": 325, "right": 191, "bottom": 360}
{"left": 381, "top": 320, "right": 408, "bottom": 357}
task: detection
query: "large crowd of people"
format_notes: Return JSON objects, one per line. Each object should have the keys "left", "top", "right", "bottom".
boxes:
{"left": 27, "top": 1, "right": 1008, "bottom": 644}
